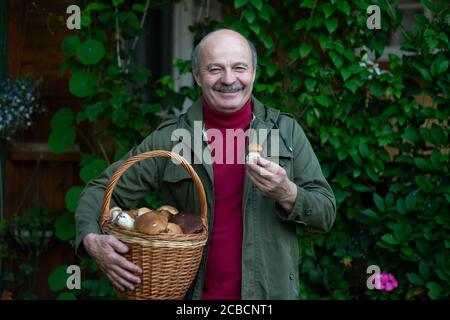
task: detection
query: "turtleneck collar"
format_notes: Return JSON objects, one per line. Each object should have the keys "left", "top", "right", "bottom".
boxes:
{"left": 203, "top": 99, "right": 253, "bottom": 129}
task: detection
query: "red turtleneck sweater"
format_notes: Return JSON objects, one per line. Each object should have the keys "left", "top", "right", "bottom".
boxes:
{"left": 201, "top": 99, "right": 253, "bottom": 300}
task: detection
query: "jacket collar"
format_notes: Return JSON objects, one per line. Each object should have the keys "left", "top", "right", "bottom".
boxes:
{"left": 184, "top": 96, "right": 280, "bottom": 128}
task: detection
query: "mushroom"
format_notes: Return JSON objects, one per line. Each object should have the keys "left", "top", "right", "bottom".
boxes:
{"left": 137, "top": 207, "right": 152, "bottom": 217}
{"left": 169, "top": 212, "right": 203, "bottom": 234}
{"left": 135, "top": 211, "right": 168, "bottom": 235}
{"left": 109, "top": 206, "right": 122, "bottom": 222}
{"left": 115, "top": 212, "right": 135, "bottom": 230}
{"left": 127, "top": 208, "right": 138, "bottom": 219}
{"left": 157, "top": 205, "right": 179, "bottom": 215}
{"left": 156, "top": 210, "right": 172, "bottom": 220}
{"left": 165, "top": 223, "right": 183, "bottom": 235}
{"left": 248, "top": 143, "right": 263, "bottom": 164}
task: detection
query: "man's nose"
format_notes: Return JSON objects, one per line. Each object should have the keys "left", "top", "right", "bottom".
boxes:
{"left": 221, "top": 69, "right": 236, "bottom": 85}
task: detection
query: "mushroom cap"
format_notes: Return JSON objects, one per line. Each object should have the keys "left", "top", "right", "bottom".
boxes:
{"left": 248, "top": 143, "right": 263, "bottom": 153}
{"left": 169, "top": 212, "right": 203, "bottom": 234}
{"left": 157, "top": 205, "right": 179, "bottom": 215}
{"left": 137, "top": 207, "right": 152, "bottom": 217}
{"left": 109, "top": 206, "right": 122, "bottom": 221}
{"left": 157, "top": 210, "right": 172, "bottom": 220}
{"left": 165, "top": 223, "right": 183, "bottom": 235}
{"left": 115, "top": 212, "right": 135, "bottom": 230}
{"left": 135, "top": 211, "right": 168, "bottom": 235}
{"left": 127, "top": 209, "right": 138, "bottom": 219}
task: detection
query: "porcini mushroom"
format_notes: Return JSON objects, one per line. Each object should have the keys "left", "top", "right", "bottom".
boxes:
{"left": 115, "top": 212, "right": 135, "bottom": 230}
{"left": 157, "top": 205, "right": 179, "bottom": 215}
{"left": 169, "top": 212, "right": 203, "bottom": 234}
{"left": 137, "top": 207, "right": 152, "bottom": 217}
{"left": 248, "top": 143, "right": 263, "bottom": 164}
{"left": 135, "top": 211, "right": 168, "bottom": 235}
{"left": 127, "top": 208, "right": 138, "bottom": 219}
{"left": 109, "top": 206, "right": 123, "bottom": 222}
{"left": 165, "top": 223, "right": 184, "bottom": 235}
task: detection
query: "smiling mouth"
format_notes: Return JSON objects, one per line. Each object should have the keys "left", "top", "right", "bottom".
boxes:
{"left": 217, "top": 90, "right": 240, "bottom": 94}
{"left": 214, "top": 88, "right": 243, "bottom": 94}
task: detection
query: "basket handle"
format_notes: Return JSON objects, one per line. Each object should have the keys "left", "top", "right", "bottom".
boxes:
{"left": 100, "top": 150, "right": 208, "bottom": 231}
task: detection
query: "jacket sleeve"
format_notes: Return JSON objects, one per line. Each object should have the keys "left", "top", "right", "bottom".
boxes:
{"left": 74, "top": 132, "right": 162, "bottom": 256}
{"left": 278, "top": 119, "right": 336, "bottom": 233}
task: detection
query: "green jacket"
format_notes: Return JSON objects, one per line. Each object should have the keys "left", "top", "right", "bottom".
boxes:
{"left": 74, "top": 96, "right": 336, "bottom": 300}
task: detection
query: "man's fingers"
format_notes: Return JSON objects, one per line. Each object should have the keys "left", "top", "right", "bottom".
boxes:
{"left": 247, "top": 170, "right": 269, "bottom": 193}
{"left": 114, "top": 254, "right": 143, "bottom": 274}
{"left": 246, "top": 167, "right": 270, "bottom": 185}
{"left": 246, "top": 163, "right": 273, "bottom": 178}
{"left": 256, "top": 156, "right": 272, "bottom": 167}
{"left": 107, "top": 236, "right": 129, "bottom": 254}
{"left": 111, "top": 264, "right": 141, "bottom": 285}
{"left": 106, "top": 273, "right": 125, "bottom": 292}
{"left": 257, "top": 157, "right": 285, "bottom": 174}
{"left": 109, "top": 269, "right": 135, "bottom": 291}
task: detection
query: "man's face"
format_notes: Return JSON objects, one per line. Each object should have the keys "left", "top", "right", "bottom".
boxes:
{"left": 194, "top": 32, "right": 256, "bottom": 113}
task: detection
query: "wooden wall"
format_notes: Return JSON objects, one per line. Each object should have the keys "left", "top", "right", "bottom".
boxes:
{"left": 6, "top": 0, "right": 82, "bottom": 213}
{"left": 5, "top": 0, "right": 82, "bottom": 299}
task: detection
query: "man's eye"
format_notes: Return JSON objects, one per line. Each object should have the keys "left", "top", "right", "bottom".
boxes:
{"left": 235, "top": 66, "right": 247, "bottom": 71}
{"left": 209, "top": 68, "right": 221, "bottom": 73}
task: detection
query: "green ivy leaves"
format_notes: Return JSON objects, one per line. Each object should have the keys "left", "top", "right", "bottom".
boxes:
{"left": 65, "top": 186, "right": 84, "bottom": 213}
{"left": 69, "top": 70, "right": 98, "bottom": 98}
{"left": 324, "top": 18, "right": 338, "bottom": 33}
{"left": 48, "top": 265, "right": 70, "bottom": 292}
{"left": 62, "top": 35, "right": 80, "bottom": 56}
{"left": 80, "top": 158, "right": 108, "bottom": 183}
{"left": 299, "top": 43, "right": 313, "bottom": 58}
{"left": 431, "top": 53, "right": 448, "bottom": 76}
{"left": 48, "top": 107, "right": 76, "bottom": 153}
{"left": 77, "top": 39, "right": 105, "bottom": 65}
{"left": 63, "top": 37, "right": 105, "bottom": 65}
{"left": 55, "top": 213, "right": 75, "bottom": 241}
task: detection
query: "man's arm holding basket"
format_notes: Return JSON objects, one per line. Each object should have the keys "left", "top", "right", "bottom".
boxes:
{"left": 74, "top": 132, "right": 163, "bottom": 291}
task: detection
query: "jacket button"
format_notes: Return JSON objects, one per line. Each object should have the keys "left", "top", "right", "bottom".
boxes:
{"left": 289, "top": 273, "right": 294, "bottom": 280}
{"left": 305, "top": 208, "right": 312, "bottom": 215}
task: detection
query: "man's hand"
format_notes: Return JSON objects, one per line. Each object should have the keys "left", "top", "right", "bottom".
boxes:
{"left": 246, "top": 156, "right": 297, "bottom": 213}
{"left": 83, "top": 233, "right": 142, "bottom": 292}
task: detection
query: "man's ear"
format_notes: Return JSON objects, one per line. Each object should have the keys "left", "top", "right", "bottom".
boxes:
{"left": 193, "top": 72, "right": 202, "bottom": 87}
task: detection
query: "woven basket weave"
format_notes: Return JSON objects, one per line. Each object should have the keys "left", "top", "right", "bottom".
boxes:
{"left": 100, "top": 150, "right": 208, "bottom": 300}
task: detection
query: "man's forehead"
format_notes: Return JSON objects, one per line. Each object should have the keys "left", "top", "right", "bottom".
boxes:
{"left": 201, "top": 39, "right": 251, "bottom": 61}
{"left": 201, "top": 32, "right": 250, "bottom": 53}
{"left": 202, "top": 29, "right": 248, "bottom": 46}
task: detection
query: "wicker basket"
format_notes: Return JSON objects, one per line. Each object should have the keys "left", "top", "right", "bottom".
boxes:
{"left": 100, "top": 150, "right": 208, "bottom": 300}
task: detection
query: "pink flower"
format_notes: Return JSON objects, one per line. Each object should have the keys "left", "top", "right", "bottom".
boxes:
{"left": 373, "top": 272, "right": 398, "bottom": 292}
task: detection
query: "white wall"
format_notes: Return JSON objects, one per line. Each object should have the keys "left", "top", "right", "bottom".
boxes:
{"left": 172, "top": 0, "right": 222, "bottom": 110}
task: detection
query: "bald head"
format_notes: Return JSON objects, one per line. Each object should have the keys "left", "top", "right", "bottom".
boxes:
{"left": 191, "top": 29, "right": 257, "bottom": 76}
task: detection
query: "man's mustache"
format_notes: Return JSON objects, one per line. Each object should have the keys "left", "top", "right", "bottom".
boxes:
{"left": 213, "top": 82, "right": 245, "bottom": 93}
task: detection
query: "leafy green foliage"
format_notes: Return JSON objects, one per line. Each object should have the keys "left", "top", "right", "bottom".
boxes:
{"left": 54, "top": 212, "right": 75, "bottom": 241}
{"left": 48, "top": 265, "right": 70, "bottom": 292}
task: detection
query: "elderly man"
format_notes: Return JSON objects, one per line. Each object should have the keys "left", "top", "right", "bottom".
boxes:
{"left": 75, "top": 29, "right": 336, "bottom": 300}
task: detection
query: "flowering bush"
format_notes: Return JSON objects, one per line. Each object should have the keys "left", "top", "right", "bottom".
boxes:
{"left": 0, "top": 77, "right": 45, "bottom": 141}
{"left": 374, "top": 273, "right": 398, "bottom": 292}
